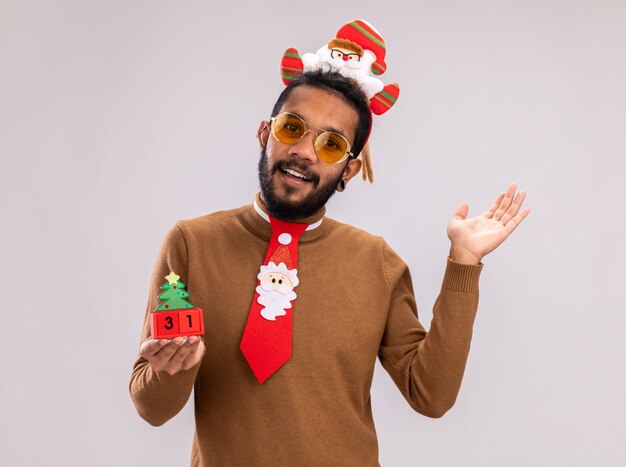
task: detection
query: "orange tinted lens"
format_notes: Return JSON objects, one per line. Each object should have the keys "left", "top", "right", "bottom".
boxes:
{"left": 314, "top": 131, "right": 349, "bottom": 163}
{"left": 272, "top": 113, "right": 306, "bottom": 144}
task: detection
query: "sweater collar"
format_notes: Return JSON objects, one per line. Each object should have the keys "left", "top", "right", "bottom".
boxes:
{"left": 241, "top": 193, "right": 328, "bottom": 243}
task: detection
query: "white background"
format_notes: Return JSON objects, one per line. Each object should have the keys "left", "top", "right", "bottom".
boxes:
{"left": 1, "top": 1, "right": 625, "bottom": 465}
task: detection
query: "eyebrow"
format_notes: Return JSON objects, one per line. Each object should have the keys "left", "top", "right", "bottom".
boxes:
{"left": 288, "top": 111, "right": 347, "bottom": 138}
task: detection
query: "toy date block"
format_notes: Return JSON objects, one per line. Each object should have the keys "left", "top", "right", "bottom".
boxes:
{"left": 150, "top": 307, "right": 204, "bottom": 339}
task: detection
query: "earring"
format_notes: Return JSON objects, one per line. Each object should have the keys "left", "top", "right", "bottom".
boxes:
{"left": 336, "top": 179, "right": 346, "bottom": 192}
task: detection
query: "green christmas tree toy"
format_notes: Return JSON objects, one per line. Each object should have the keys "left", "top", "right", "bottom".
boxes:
{"left": 150, "top": 271, "right": 204, "bottom": 339}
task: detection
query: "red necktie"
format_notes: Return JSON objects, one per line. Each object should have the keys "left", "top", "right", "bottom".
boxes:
{"left": 240, "top": 216, "right": 308, "bottom": 383}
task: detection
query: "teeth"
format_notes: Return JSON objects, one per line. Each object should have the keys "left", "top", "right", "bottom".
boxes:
{"left": 284, "top": 168, "right": 309, "bottom": 180}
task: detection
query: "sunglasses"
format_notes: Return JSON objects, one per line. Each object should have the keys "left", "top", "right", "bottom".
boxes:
{"left": 269, "top": 112, "right": 354, "bottom": 164}
{"left": 330, "top": 48, "right": 361, "bottom": 62}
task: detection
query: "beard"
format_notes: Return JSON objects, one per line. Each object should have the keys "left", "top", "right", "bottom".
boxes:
{"left": 256, "top": 284, "right": 296, "bottom": 321}
{"left": 258, "top": 144, "right": 345, "bottom": 221}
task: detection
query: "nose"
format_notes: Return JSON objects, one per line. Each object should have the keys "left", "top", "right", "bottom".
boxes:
{"left": 342, "top": 55, "right": 349, "bottom": 61}
{"left": 288, "top": 129, "right": 318, "bottom": 164}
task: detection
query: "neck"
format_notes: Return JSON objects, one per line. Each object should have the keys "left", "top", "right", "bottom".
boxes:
{"left": 256, "top": 193, "right": 325, "bottom": 227}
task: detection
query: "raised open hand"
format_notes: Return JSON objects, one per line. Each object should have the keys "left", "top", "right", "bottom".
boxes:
{"left": 447, "top": 183, "right": 530, "bottom": 264}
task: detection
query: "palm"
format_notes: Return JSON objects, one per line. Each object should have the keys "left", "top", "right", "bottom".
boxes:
{"left": 447, "top": 183, "right": 530, "bottom": 264}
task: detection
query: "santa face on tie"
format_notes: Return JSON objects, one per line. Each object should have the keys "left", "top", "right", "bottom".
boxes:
{"left": 256, "top": 262, "right": 299, "bottom": 321}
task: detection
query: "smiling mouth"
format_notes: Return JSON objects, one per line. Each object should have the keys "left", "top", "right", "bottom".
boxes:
{"left": 281, "top": 167, "right": 311, "bottom": 182}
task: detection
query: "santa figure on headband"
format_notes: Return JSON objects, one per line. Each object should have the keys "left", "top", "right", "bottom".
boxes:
{"left": 281, "top": 19, "right": 400, "bottom": 115}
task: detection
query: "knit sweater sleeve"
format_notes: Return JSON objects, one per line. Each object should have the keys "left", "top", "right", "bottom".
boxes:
{"left": 129, "top": 223, "right": 201, "bottom": 426}
{"left": 377, "top": 243, "right": 483, "bottom": 418}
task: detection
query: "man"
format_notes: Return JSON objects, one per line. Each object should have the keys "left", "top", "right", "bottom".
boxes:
{"left": 130, "top": 70, "right": 529, "bottom": 466}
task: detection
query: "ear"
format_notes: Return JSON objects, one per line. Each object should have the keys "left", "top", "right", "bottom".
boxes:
{"left": 341, "top": 158, "right": 363, "bottom": 185}
{"left": 257, "top": 120, "right": 270, "bottom": 149}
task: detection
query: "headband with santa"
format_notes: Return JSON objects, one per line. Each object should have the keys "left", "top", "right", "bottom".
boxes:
{"left": 279, "top": 19, "right": 400, "bottom": 183}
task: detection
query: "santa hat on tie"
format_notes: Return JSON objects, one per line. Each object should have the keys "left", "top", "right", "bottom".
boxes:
{"left": 263, "top": 231, "right": 298, "bottom": 280}
{"left": 269, "top": 246, "right": 293, "bottom": 270}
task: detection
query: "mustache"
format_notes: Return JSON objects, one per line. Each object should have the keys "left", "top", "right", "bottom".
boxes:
{"left": 259, "top": 282, "right": 293, "bottom": 295}
{"left": 272, "top": 160, "right": 320, "bottom": 185}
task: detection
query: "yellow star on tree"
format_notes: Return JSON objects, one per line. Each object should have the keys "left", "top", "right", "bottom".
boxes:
{"left": 165, "top": 271, "right": 180, "bottom": 285}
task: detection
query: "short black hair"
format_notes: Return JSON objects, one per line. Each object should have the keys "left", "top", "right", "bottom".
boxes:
{"left": 270, "top": 70, "right": 372, "bottom": 158}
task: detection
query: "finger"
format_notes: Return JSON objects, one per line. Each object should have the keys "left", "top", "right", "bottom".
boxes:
{"left": 186, "top": 335, "right": 201, "bottom": 345}
{"left": 181, "top": 339, "right": 205, "bottom": 370}
{"left": 501, "top": 191, "right": 526, "bottom": 225}
{"left": 482, "top": 192, "right": 505, "bottom": 219}
{"left": 161, "top": 336, "right": 190, "bottom": 362}
{"left": 492, "top": 183, "right": 517, "bottom": 221}
{"left": 163, "top": 339, "right": 200, "bottom": 374}
{"left": 504, "top": 207, "right": 531, "bottom": 236}
{"left": 166, "top": 337, "right": 199, "bottom": 363}
{"left": 451, "top": 202, "right": 469, "bottom": 221}
{"left": 149, "top": 336, "right": 187, "bottom": 364}
{"left": 139, "top": 338, "right": 169, "bottom": 359}
{"left": 171, "top": 336, "right": 187, "bottom": 346}
{"left": 161, "top": 345, "right": 191, "bottom": 374}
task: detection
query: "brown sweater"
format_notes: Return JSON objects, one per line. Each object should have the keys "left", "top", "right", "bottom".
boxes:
{"left": 130, "top": 197, "right": 483, "bottom": 466}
